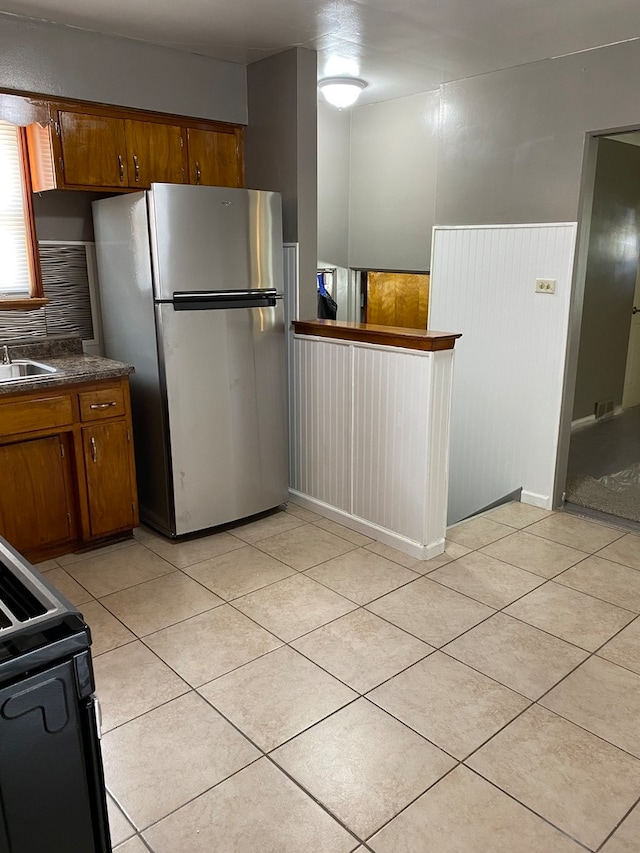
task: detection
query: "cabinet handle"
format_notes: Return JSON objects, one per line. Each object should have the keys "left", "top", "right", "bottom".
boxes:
{"left": 90, "top": 401, "right": 117, "bottom": 410}
{"left": 195, "top": 161, "right": 201, "bottom": 185}
{"left": 90, "top": 436, "right": 97, "bottom": 463}
{"left": 133, "top": 154, "right": 140, "bottom": 183}
{"left": 118, "top": 154, "right": 124, "bottom": 182}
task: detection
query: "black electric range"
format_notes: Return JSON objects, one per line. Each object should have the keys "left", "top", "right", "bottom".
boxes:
{"left": 0, "top": 534, "right": 111, "bottom": 853}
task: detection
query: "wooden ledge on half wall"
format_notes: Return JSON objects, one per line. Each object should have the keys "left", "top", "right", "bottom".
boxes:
{"left": 291, "top": 319, "right": 462, "bottom": 352}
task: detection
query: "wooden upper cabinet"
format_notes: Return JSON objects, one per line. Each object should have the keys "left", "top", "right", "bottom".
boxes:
{"left": 59, "top": 111, "right": 129, "bottom": 187}
{"left": 27, "top": 99, "right": 243, "bottom": 192}
{"left": 28, "top": 108, "right": 130, "bottom": 191}
{"left": 187, "top": 127, "right": 243, "bottom": 187}
{"left": 124, "top": 120, "right": 186, "bottom": 187}
{"left": 57, "top": 112, "right": 186, "bottom": 190}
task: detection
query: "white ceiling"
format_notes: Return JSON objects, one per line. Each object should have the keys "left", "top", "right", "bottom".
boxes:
{"left": 3, "top": 0, "right": 640, "bottom": 104}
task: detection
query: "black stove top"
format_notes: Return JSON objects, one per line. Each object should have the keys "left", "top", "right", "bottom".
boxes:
{"left": 0, "top": 536, "right": 90, "bottom": 682}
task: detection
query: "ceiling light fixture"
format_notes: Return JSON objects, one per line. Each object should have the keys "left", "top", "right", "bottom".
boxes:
{"left": 318, "top": 77, "right": 368, "bottom": 109}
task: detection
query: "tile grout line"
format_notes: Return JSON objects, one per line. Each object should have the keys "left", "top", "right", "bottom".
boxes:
{"left": 111, "top": 680, "right": 366, "bottom": 849}
{"left": 123, "top": 595, "right": 628, "bottom": 849}
{"left": 98, "top": 527, "right": 636, "bottom": 747}
{"left": 594, "top": 790, "right": 640, "bottom": 851}
{"left": 459, "top": 765, "right": 595, "bottom": 852}
{"left": 72, "top": 512, "right": 640, "bottom": 646}
{"left": 99, "top": 564, "right": 475, "bottom": 846}
{"left": 98, "top": 523, "right": 640, "bottom": 728}
{"left": 59, "top": 508, "right": 640, "bottom": 848}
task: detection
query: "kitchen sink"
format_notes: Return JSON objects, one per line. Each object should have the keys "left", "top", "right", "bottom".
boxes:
{"left": 0, "top": 359, "right": 58, "bottom": 382}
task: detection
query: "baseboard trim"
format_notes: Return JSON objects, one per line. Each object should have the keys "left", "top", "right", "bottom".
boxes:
{"left": 288, "top": 490, "right": 444, "bottom": 561}
{"left": 571, "top": 414, "right": 595, "bottom": 430}
{"left": 521, "top": 490, "right": 552, "bottom": 509}
{"left": 572, "top": 405, "right": 624, "bottom": 431}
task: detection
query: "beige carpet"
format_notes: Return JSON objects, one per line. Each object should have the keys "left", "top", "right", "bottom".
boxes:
{"left": 566, "top": 466, "right": 640, "bottom": 524}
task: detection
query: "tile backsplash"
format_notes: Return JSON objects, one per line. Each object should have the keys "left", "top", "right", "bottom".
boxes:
{"left": 0, "top": 242, "right": 100, "bottom": 347}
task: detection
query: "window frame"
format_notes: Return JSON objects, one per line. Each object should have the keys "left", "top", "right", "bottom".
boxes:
{"left": 0, "top": 123, "right": 46, "bottom": 311}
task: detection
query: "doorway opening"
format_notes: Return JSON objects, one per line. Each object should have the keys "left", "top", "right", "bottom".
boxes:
{"left": 359, "top": 269, "right": 430, "bottom": 328}
{"left": 563, "top": 132, "right": 640, "bottom": 527}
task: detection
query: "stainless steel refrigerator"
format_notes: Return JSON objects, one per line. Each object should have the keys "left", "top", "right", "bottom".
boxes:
{"left": 92, "top": 184, "right": 288, "bottom": 537}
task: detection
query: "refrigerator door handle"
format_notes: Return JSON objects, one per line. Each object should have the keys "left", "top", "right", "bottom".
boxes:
{"left": 171, "top": 289, "right": 280, "bottom": 310}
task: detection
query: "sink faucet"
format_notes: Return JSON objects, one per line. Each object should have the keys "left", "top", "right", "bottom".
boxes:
{"left": 1, "top": 346, "right": 11, "bottom": 365}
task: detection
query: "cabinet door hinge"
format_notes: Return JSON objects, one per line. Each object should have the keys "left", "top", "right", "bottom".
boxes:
{"left": 59, "top": 442, "right": 65, "bottom": 458}
{"left": 180, "top": 135, "right": 184, "bottom": 149}
{"left": 126, "top": 428, "right": 131, "bottom": 442}
{"left": 59, "top": 156, "right": 64, "bottom": 174}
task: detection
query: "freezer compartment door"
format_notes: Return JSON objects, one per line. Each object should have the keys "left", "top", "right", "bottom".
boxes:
{"left": 148, "top": 184, "right": 283, "bottom": 301}
{"left": 156, "top": 301, "right": 288, "bottom": 534}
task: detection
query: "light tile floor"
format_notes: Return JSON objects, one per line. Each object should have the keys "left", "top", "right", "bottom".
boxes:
{"left": 36, "top": 502, "right": 640, "bottom": 852}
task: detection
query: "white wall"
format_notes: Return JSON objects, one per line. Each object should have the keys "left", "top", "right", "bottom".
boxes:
{"left": 348, "top": 90, "right": 439, "bottom": 271}
{"left": 317, "top": 102, "right": 350, "bottom": 270}
{"left": 313, "top": 36, "right": 640, "bottom": 518}
{"left": 0, "top": 12, "right": 246, "bottom": 123}
{"left": 434, "top": 38, "right": 640, "bottom": 506}
{"left": 436, "top": 38, "right": 640, "bottom": 227}
{"left": 430, "top": 223, "right": 577, "bottom": 524}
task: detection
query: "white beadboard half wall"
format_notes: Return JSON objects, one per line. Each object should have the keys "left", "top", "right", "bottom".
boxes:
{"left": 289, "top": 333, "right": 455, "bottom": 559}
{"left": 430, "top": 223, "right": 578, "bottom": 524}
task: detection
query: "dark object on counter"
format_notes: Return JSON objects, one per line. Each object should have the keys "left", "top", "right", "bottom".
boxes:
{"left": 317, "top": 273, "right": 338, "bottom": 320}
{"left": 318, "top": 291, "right": 338, "bottom": 320}
{"left": 0, "top": 535, "right": 110, "bottom": 853}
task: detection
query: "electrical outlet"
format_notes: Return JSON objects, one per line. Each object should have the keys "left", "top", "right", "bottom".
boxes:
{"left": 535, "top": 278, "right": 556, "bottom": 294}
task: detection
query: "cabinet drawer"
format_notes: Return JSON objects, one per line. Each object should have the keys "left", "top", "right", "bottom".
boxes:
{"left": 79, "top": 386, "right": 125, "bottom": 421}
{"left": 0, "top": 394, "right": 74, "bottom": 437}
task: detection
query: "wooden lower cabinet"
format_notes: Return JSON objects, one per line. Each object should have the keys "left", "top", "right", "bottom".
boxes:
{"left": 0, "top": 434, "right": 76, "bottom": 555}
{"left": 0, "top": 376, "right": 138, "bottom": 561}
{"left": 82, "top": 421, "right": 136, "bottom": 538}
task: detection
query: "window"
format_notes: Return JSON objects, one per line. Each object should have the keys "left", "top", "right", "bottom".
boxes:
{"left": 0, "top": 119, "right": 44, "bottom": 308}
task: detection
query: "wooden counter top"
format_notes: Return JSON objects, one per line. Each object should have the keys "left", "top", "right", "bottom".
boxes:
{"left": 292, "top": 320, "right": 462, "bottom": 351}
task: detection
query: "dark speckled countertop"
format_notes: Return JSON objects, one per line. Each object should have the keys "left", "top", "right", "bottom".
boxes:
{"left": 0, "top": 335, "right": 133, "bottom": 396}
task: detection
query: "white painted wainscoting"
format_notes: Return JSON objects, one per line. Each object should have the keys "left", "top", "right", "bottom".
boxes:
{"left": 283, "top": 242, "right": 300, "bottom": 485}
{"left": 289, "top": 333, "right": 455, "bottom": 560}
{"left": 430, "top": 223, "right": 578, "bottom": 525}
